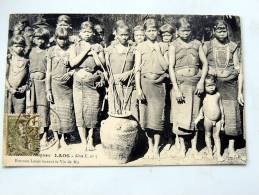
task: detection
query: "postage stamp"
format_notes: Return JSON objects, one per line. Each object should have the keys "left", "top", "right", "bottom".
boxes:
{"left": 6, "top": 113, "right": 40, "bottom": 156}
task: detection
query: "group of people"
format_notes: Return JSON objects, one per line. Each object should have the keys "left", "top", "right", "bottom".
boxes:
{"left": 6, "top": 15, "right": 244, "bottom": 161}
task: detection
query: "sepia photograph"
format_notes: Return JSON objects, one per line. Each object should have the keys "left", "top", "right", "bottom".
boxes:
{"left": 3, "top": 13, "right": 246, "bottom": 166}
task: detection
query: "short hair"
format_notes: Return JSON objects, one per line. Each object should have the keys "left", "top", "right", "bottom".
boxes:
{"left": 33, "top": 28, "right": 50, "bottom": 41}
{"left": 133, "top": 25, "right": 144, "bottom": 32}
{"left": 80, "top": 21, "right": 94, "bottom": 31}
{"left": 94, "top": 24, "right": 104, "bottom": 34}
{"left": 115, "top": 24, "right": 129, "bottom": 33}
{"left": 160, "top": 24, "right": 175, "bottom": 34}
{"left": 113, "top": 20, "right": 126, "bottom": 33}
{"left": 214, "top": 19, "right": 228, "bottom": 30}
{"left": 55, "top": 27, "right": 69, "bottom": 40}
{"left": 10, "top": 35, "right": 26, "bottom": 47}
{"left": 176, "top": 17, "right": 191, "bottom": 30}
{"left": 13, "top": 23, "right": 23, "bottom": 31}
{"left": 57, "top": 15, "right": 71, "bottom": 25}
{"left": 205, "top": 74, "right": 216, "bottom": 83}
{"left": 144, "top": 18, "right": 158, "bottom": 30}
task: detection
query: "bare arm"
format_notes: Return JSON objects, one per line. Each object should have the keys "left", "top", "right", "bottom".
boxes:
{"left": 154, "top": 42, "right": 168, "bottom": 68}
{"left": 199, "top": 45, "right": 208, "bottom": 82}
{"left": 195, "top": 45, "right": 208, "bottom": 95}
{"left": 135, "top": 50, "right": 145, "bottom": 101}
{"left": 234, "top": 50, "right": 244, "bottom": 106}
{"left": 168, "top": 45, "right": 184, "bottom": 102}
{"left": 92, "top": 50, "right": 105, "bottom": 67}
{"left": 219, "top": 93, "right": 225, "bottom": 129}
{"left": 69, "top": 43, "right": 91, "bottom": 68}
{"left": 5, "top": 60, "right": 11, "bottom": 90}
{"left": 168, "top": 45, "right": 178, "bottom": 90}
{"left": 46, "top": 56, "right": 53, "bottom": 102}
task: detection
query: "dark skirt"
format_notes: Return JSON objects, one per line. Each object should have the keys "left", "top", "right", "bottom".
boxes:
{"left": 30, "top": 79, "right": 50, "bottom": 128}
{"left": 217, "top": 77, "right": 242, "bottom": 136}
{"left": 171, "top": 74, "right": 201, "bottom": 135}
{"left": 139, "top": 76, "right": 165, "bottom": 132}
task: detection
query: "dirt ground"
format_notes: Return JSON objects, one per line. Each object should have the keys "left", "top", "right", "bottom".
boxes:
{"left": 40, "top": 134, "right": 246, "bottom": 166}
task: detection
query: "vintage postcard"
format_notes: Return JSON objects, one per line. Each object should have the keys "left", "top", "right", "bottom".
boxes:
{"left": 3, "top": 14, "right": 246, "bottom": 166}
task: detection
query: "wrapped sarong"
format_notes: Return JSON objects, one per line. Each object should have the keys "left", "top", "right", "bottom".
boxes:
{"left": 50, "top": 79, "right": 75, "bottom": 134}
{"left": 7, "top": 92, "right": 26, "bottom": 114}
{"left": 30, "top": 79, "right": 50, "bottom": 128}
{"left": 73, "top": 71, "right": 101, "bottom": 128}
{"left": 217, "top": 75, "right": 242, "bottom": 136}
{"left": 171, "top": 73, "right": 201, "bottom": 135}
{"left": 139, "top": 75, "right": 166, "bottom": 131}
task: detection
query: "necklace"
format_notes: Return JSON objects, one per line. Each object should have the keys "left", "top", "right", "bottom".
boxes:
{"left": 213, "top": 39, "right": 230, "bottom": 74}
{"left": 10, "top": 56, "right": 27, "bottom": 75}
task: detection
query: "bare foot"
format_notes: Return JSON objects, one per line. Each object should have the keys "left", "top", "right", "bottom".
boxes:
{"left": 214, "top": 154, "right": 224, "bottom": 162}
{"left": 175, "top": 142, "right": 180, "bottom": 150}
{"left": 189, "top": 148, "right": 202, "bottom": 160}
{"left": 153, "top": 147, "right": 160, "bottom": 160}
{"left": 205, "top": 147, "right": 213, "bottom": 159}
{"left": 87, "top": 144, "right": 95, "bottom": 151}
{"left": 86, "top": 140, "right": 95, "bottom": 151}
{"left": 178, "top": 149, "right": 186, "bottom": 159}
{"left": 57, "top": 141, "right": 61, "bottom": 150}
{"left": 228, "top": 150, "right": 239, "bottom": 158}
{"left": 144, "top": 148, "right": 153, "bottom": 159}
{"left": 206, "top": 152, "right": 213, "bottom": 160}
{"left": 164, "top": 144, "right": 171, "bottom": 151}
{"left": 60, "top": 140, "right": 67, "bottom": 149}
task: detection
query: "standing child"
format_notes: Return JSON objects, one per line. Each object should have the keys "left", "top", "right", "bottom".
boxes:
{"left": 69, "top": 21, "right": 105, "bottom": 151}
{"left": 94, "top": 24, "right": 106, "bottom": 48}
{"left": 133, "top": 25, "right": 145, "bottom": 45}
{"left": 160, "top": 23, "right": 175, "bottom": 45}
{"left": 195, "top": 74, "right": 224, "bottom": 161}
{"left": 29, "top": 27, "right": 51, "bottom": 147}
{"left": 203, "top": 20, "right": 243, "bottom": 158}
{"left": 159, "top": 23, "right": 175, "bottom": 150}
{"left": 49, "top": 15, "right": 79, "bottom": 46}
{"left": 135, "top": 18, "right": 169, "bottom": 159}
{"left": 169, "top": 17, "right": 208, "bottom": 158}
{"left": 105, "top": 23, "right": 137, "bottom": 117}
{"left": 46, "top": 27, "right": 76, "bottom": 149}
{"left": 6, "top": 35, "right": 29, "bottom": 113}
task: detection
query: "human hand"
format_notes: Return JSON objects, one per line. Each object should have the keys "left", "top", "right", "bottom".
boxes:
{"left": 46, "top": 91, "right": 54, "bottom": 103}
{"left": 9, "top": 87, "right": 17, "bottom": 95}
{"left": 238, "top": 92, "right": 244, "bottom": 106}
{"left": 81, "top": 41, "right": 91, "bottom": 53}
{"left": 153, "top": 42, "right": 161, "bottom": 53}
{"left": 175, "top": 88, "right": 185, "bottom": 103}
{"left": 195, "top": 80, "right": 204, "bottom": 96}
{"left": 17, "top": 85, "right": 27, "bottom": 93}
{"left": 137, "top": 89, "right": 145, "bottom": 101}
{"left": 220, "top": 118, "right": 225, "bottom": 131}
{"left": 88, "top": 49, "right": 97, "bottom": 56}
{"left": 119, "top": 72, "right": 130, "bottom": 83}
{"left": 61, "top": 72, "right": 73, "bottom": 81}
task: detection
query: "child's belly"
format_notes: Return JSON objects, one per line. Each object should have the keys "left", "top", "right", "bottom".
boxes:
{"left": 203, "top": 103, "right": 221, "bottom": 121}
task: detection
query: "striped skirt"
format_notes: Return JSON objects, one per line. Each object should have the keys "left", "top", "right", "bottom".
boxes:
{"left": 73, "top": 72, "right": 101, "bottom": 129}
{"left": 50, "top": 79, "right": 76, "bottom": 134}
